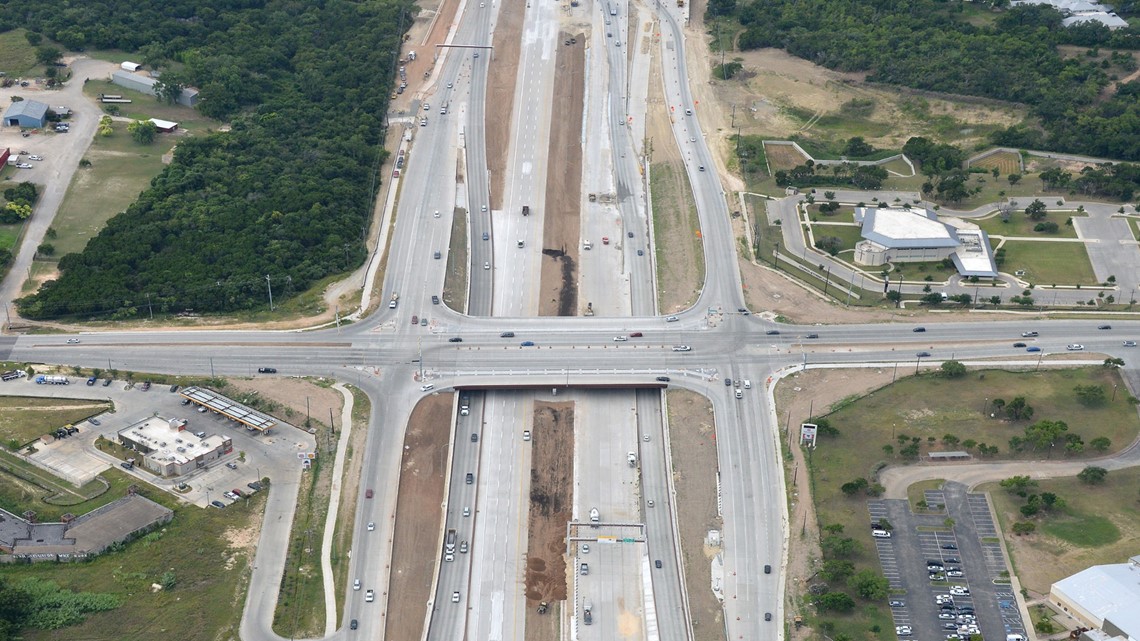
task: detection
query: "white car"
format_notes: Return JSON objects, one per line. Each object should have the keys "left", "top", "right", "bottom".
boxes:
{"left": 451, "top": 591, "right": 460, "bottom": 603}
{"left": 483, "top": 261, "right": 490, "bottom": 270}
{"left": 613, "top": 336, "right": 628, "bottom": 342}
{"left": 28, "top": 155, "right": 43, "bottom": 161}
{"left": 446, "top": 82, "right": 453, "bottom": 89}
{"left": 463, "top": 506, "right": 470, "bottom": 517}
{"left": 581, "top": 544, "right": 589, "bottom": 554}
{"left": 671, "top": 345, "right": 691, "bottom": 352}
{"left": 665, "top": 315, "right": 679, "bottom": 322}
{"left": 522, "top": 430, "right": 531, "bottom": 441}
{"left": 353, "top": 579, "right": 361, "bottom": 591}
{"left": 67, "top": 338, "right": 80, "bottom": 344}
{"left": 1066, "top": 344, "right": 1084, "bottom": 351}
{"left": 420, "top": 384, "right": 435, "bottom": 392}
{"left": 15, "top": 163, "right": 32, "bottom": 169}
{"left": 365, "top": 589, "right": 375, "bottom": 602}
{"left": 949, "top": 587, "right": 970, "bottom": 596}
{"left": 367, "top": 521, "right": 375, "bottom": 531}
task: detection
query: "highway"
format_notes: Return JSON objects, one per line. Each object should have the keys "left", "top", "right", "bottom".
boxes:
{"left": 4, "top": 0, "right": 1140, "bottom": 639}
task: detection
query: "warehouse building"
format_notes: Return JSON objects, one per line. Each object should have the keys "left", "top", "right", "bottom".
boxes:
{"left": 110, "top": 70, "right": 200, "bottom": 108}
{"left": 117, "top": 416, "right": 232, "bottom": 477}
{"left": 3, "top": 99, "right": 49, "bottom": 128}
{"left": 1049, "top": 555, "right": 1140, "bottom": 640}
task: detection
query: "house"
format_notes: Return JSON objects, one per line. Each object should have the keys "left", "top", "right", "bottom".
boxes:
{"left": 852, "top": 206, "right": 997, "bottom": 277}
{"left": 149, "top": 118, "right": 179, "bottom": 133}
{"left": 1050, "top": 555, "right": 1140, "bottom": 640}
{"left": 3, "top": 99, "right": 49, "bottom": 128}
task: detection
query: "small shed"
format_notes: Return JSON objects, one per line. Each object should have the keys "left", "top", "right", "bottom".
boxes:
{"left": 121, "top": 61, "right": 143, "bottom": 72}
{"left": 149, "top": 118, "right": 178, "bottom": 133}
{"left": 4, "top": 99, "right": 49, "bottom": 128}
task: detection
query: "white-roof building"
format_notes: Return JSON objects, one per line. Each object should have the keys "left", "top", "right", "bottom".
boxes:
{"left": 852, "top": 206, "right": 997, "bottom": 277}
{"left": 117, "top": 416, "right": 232, "bottom": 477}
{"left": 1011, "top": 0, "right": 1130, "bottom": 29}
{"left": 1050, "top": 555, "right": 1140, "bottom": 640}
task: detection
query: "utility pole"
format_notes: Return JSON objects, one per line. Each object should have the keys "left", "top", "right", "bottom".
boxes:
{"left": 146, "top": 293, "right": 153, "bottom": 320}
{"left": 265, "top": 274, "right": 275, "bottom": 311}
{"left": 822, "top": 265, "right": 831, "bottom": 296}
{"left": 209, "top": 357, "right": 215, "bottom": 378}
{"left": 731, "top": 103, "right": 736, "bottom": 128}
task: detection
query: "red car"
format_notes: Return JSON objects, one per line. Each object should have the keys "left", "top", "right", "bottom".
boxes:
{"left": 231, "top": 488, "right": 243, "bottom": 497}
{"left": 630, "top": 332, "right": 643, "bottom": 337}
{"left": 366, "top": 489, "right": 374, "bottom": 498}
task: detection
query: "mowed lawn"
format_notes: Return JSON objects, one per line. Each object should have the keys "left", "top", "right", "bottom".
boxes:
{"left": 48, "top": 121, "right": 178, "bottom": 256}
{"left": 806, "top": 367, "right": 1138, "bottom": 565}
{"left": 810, "top": 223, "right": 864, "bottom": 252}
{"left": 0, "top": 29, "right": 40, "bottom": 74}
{"left": 976, "top": 211, "right": 1079, "bottom": 239}
{"left": 998, "top": 240, "right": 1098, "bottom": 285}
{"left": 984, "top": 466, "right": 1140, "bottom": 593}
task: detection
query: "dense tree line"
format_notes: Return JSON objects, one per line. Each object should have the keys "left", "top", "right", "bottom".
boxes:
{"left": 5, "top": 0, "right": 412, "bottom": 318}
{"left": 718, "top": 0, "right": 1140, "bottom": 160}
{"left": 774, "top": 160, "right": 887, "bottom": 189}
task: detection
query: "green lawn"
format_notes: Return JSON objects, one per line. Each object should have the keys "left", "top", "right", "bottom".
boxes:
{"left": 976, "top": 211, "right": 1079, "bottom": 239}
{"left": 810, "top": 223, "right": 864, "bottom": 252}
{"left": 983, "top": 466, "right": 1140, "bottom": 593}
{"left": 999, "top": 240, "right": 1098, "bottom": 286}
{"left": 0, "top": 223, "right": 21, "bottom": 253}
{"left": 0, "top": 29, "right": 40, "bottom": 75}
{"left": 1128, "top": 217, "right": 1140, "bottom": 241}
{"left": 0, "top": 396, "right": 111, "bottom": 446}
{"left": 45, "top": 121, "right": 178, "bottom": 257}
{"left": 2, "top": 477, "right": 260, "bottom": 641}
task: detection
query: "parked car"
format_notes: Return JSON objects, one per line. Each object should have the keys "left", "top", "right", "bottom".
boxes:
{"left": 258, "top": 367, "right": 277, "bottom": 373}
{"left": 211, "top": 500, "right": 226, "bottom": 508}
{"left": 226, "top": 462, "right": 238, "bottom": 470}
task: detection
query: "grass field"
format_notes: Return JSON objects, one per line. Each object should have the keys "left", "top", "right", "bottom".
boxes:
{"left": 0, "top": 222, "right": 22, "bottom": 253}
{"left": 999, "top": 240, "right": 1098, "bottom": 286}
{"left": 651, "top": 163, "right": 705, "bottom": 312}
{"left": 976, "top": 211, "right": 1079, "bottom": 239}
{"left": 763, "top": 142, "right": 809, "bottom": 171}
{"left": 1129, "top": 217, "right": 1140, "bottom": 241}
{"left": 2, "top": 477, "right": 260, "bottom": 641}
{"left": 0, "top": 396, "right": 111, "bottom": 446}
{"left": 83, "top": 79, "right": 213, "bottom": 131}
{"left": 46, "top": 121, "right": 178, "bottom": 257}
{"left": 968, "top": 150, "right": 1022, "bottom": 176}
{"left": 810, "top": 223, "right": 864, "bottom": 253}
{"left": 0, "top": 29, "right": 40, "bottom": 75}
{"left": 983, "top": 466, "right": 1140, "bottom": 593}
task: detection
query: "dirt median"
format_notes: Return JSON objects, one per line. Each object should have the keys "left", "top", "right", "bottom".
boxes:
{"left": 539, "top": 35, "right": 586, "bottom": 317}
{"left": 486, "top": 0, "right": 526, "bottom": 207}
{"left": 524, "top": 401, "right": 575, "bottom": 640}
{"left": 384, "top": 393, "right": 452, "bottom": 641}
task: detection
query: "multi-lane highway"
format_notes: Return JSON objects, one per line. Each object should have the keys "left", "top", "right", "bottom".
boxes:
{"left": 3, "top": 0, "right": 1140, "bottom": 640}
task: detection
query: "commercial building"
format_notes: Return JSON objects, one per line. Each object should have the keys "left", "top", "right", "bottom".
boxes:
{"left": 1010, "top": 0, "right": 1129, "bottom": 29}
{"left": 110, "top": 70, "right": 200, "bottom": 108}
{"left": 1049, "top": 555, "right": 1140, "bottom": 640}
{"left": 117, "top": 416, "right": 232, "bottom": 477}
{"left": 852, "top": 206, "right": 998, "bottom": 277}
{"left": 3, "top": 99, "right": 49, "bottom": 128}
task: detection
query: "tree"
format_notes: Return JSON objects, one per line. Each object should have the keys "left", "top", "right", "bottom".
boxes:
{"left": 940, "top": 360, "right": 967, "bottom": 378}
{"left": 962, "top": 438, "right": 977, "bottom": 450}
{"left": 848, "top": 569, "right": 890, "bottom": 600}
{"left": 823, "top": 191, "right": 836, "bottom": 200}
{"left": 1024, "top": 419, "right": 1069, "bottom": 449}
{"left": 1103, "top": 357, "right": 1125, "bottom": 368}
{"left": 989, "top": 295, "right": 1002, "bottom": 306}
{"left": 942, "top": 434, "right": 960, "bottom": 446}
{"left": 841, "top": 477, "right": 869, "bottom": 496}
{"left": 713, "top": 61, "right": 744, "bottom": 80}
{"left": 1012, "top": 521, "right": 1037, "bottom": 535}
{"left": 882, "top": 444, "right": 894, "bottom": 456}
{"left": 821, "top": 535, "right": 858, "bottom": 558}
{"left": 843, "top": 137, "right": 875, "bottom": 158}
{"left": 886, "top": 290, "right": 902, "bottom": 304}
{"left": 1008, "top": 173, "right": 1022, "bottom": 186}
{"left": 1090, "top": 436, "right": 1112, "bottom": 451}
{"left": 1005, "top": 396, "right": 1034, "bottom": 421}
{"left": 127, "top": 119, "right": 158, "bottom": 144}
{"left": 1000, "top": 475, "right": 1038, "bottom": 495}
{"left": 1078, "top": 466, "right": 1108, "bottom": 484}
{"left": 816, "top": 591, "right": 855, "bottom": 612}
{"left": 35, "top": 45, "right": 62, "bottom": 67}
{"left": 813, "top": 418, "right": 840, "bottom": 437}
{"left": 1034, "top": 221, "right": 1059, "bottom": 233}
{"left": 921, "top": 292, "right": 945, "bottom": 305}
{"left": 820, "top": 559, "right": 855, "bottom": 582}
{"left": 815, "top": 236, "right": 843, "bottom": 256}
{"left": 949, "top": 293, "right": 972, "bottom": 304}
{"left": 1074, "top": 384, "right": 1106, "bottom": 407}
{"left": 1025, "top": 199, "right": 1048, "bottom": 221}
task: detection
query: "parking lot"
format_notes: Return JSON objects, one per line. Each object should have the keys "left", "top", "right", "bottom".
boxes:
{"left": 869, "top": 481, "right": 1027, "bottom": 641}
{"left": 5, "top": 378, "right": 313, "bottom": 508}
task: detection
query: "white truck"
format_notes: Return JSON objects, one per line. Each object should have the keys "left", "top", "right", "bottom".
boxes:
{"left": 589, "top": 507, "right": 600, "bottom": 523}
{"left": 627, "top": 452, "right": 637, "bottom": 467}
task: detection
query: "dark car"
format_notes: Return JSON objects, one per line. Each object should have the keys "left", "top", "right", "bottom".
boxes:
{"left": 764, "top": 564, "right": 771, "bottom": 574}
{"left": 432, "top": 295, "right": 440, "bottom": 305}
{"left": 248, "top": 481, "right": 263, "bottom": 491}
{"left": 806, "top": 333, "right": 819, "bottom": 339}
{"left": 630, "top": 332, "right": 643, "bottom": 337}
{"left": 500, "top": 331, "right": 515, "bottom": 338}
{"left": 765, "top": 613, "right": 772, "bottom": 622}
{"left": 258, "top": 367, "right": 277, "bottom": 374}
{"left": 471, "top": 433, "right": 478, "bottom": 442}
{"left": 942, "top": 543, "right": 958, "bottom": 549}
{"left": 656, "top": 376, "right": 671, "bottom": 382}
{"left": 654, "top": 559, "right": 662, "bottom": 568}
{"left": 86, "top": 376, "right": 97, "bottom": 386}
{"left": 1013, "top": 342, "right": 1026, "bottom": 348}
{"left": 1027, "top": 346, "right": 1042, "bottom": 352}
{"left": 350, "top": 619, "right": 358, "bottom": 630}
{"left": 1099, "top": 324, "right": 1112, "bottom": 330}
{"left": 628, "top": 231, "right": 634, "bottom": 238}
{"left": 448, "top": 337, "right": 463, "bottom": 343}
{"left": 465, "top": 473, "right": 474, "bottom": 484}
{"left": 169, "top": 384, "right": 179, "bottom": 393}
{"left": 365, "top": 489, "right": 374, "bottom": 498}
{"left": 103, "top": 378, "right": 113, "bottom": 386}
{"left": 520, "top": 341, "right": 535, "bottom": 346}
{"left": 916, "top": 351, "right": 931, "bottom": 358}
{"left": 724, "top": 378, "right": 732, "bottom": 386}
{"left": 211, "top": 500, "right": 226, "bottom": 509}
{"left": 913, "top": 327, "right": 926, "bottom": 332}
{"left": 765, "top": 330, "right": 780, "bottom": 335}
{"left": 636, "top": 249, "right": 644, "bottom": 256}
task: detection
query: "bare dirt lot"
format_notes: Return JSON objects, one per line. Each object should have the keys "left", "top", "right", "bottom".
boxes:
{"left": 486, "top": 0, "right": 526, "bottom": 207}
{"left": 384, "top": 393, "right": 452, "bottom": 641}
{"left": 524, "top": 401, "right": 575, "bottom": 641}
{"left": 539, "top": 35, "right": 586, "bottom": 317}
{"left": 773, "top": 367, "right": 898, "bottom": 636}
{"left": 763, "top": 142, "right": 809, "bottom": 171}
{"left": 225, "top": 378, "right": 343, "bottom": 430}
{"left": 665, "top": 389, "right": 724, "bottom": 641}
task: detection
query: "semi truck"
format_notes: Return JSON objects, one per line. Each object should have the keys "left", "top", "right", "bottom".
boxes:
{"left": 1, "top": 370, "right": 26, "bottom": 381}
{"left": 35, "top": 375, "right": 69, "bottom": 385}
{"left": 445, "top": 528, "right": 457, "bottom": 554}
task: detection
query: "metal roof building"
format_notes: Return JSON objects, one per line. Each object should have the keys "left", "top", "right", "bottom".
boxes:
{"left": 3, "top": 99, "right": 49, "bottom": 128}
{"left": 1049, "top": 555, "right": 1140, "bottom": 639}
{"left": 179, "top": 386, "right": 278, "bottom": 433}
{"left": 851, "top": 206, "right": 997, "bottom": 277}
